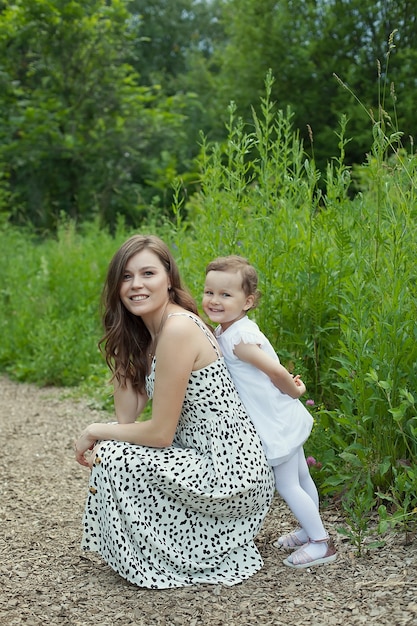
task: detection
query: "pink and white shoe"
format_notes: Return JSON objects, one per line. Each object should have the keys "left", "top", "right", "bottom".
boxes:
{"left": 283, "top": 536, "right": 337, "bottom": 568}
{"left": 272, "top": 528, "right": 308, "bottom": 551}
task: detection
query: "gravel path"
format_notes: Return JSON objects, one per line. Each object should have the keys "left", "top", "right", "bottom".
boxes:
{"left": 0, "top": 376, "right": 416, "bottom": 625}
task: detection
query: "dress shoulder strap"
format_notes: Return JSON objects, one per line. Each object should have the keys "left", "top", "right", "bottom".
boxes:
{"left": 167, "top": 313, "right": 221, "bottom": 358}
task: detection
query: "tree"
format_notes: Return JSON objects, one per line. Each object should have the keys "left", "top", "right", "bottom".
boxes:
{"left": 126, "top": 0, "right": 220, "bottom": 87}
{"left": 125, "top": 0, "right": 226, "bottom": 169}
{"left": 201, "top": 0, "right": 417, "bottom": 169}
{"left": 0, "top": 0, "right": 185, "bottom": 231}
{"left": 310, "top": 0, "right": 417, "bottom": 168}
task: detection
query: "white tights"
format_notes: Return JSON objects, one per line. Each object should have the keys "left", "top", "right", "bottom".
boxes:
{"left": 273, "top": 447, "right": 328, "bottom": 559}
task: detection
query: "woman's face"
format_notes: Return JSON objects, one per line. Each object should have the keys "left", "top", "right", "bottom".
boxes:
{"left": 119, "top": 249, "right": 171, "bottom": 317}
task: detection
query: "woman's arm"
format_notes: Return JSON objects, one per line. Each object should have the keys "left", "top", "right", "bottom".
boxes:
{"left": 75, "top": 316, "right": 198, "bottom": 466}
{"left": 233, "top": 341, "right": 306, "bottom": 399}
{"left": 113, "top": 377, "right": 148, "bottom": 424}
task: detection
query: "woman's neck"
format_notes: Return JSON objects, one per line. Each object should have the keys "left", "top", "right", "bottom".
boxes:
{"left": 145, "top": 301, "right": 171, "bottom": 341}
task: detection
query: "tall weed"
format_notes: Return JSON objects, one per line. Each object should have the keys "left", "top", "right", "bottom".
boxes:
{"left": 179, "top": 71, "right": 348, "bottom": 403}
{"left": 0, "top": 221, "right": 115, "bottom": 389}
{"left": 314, "top": 37, "right": 417, "bottom": 534}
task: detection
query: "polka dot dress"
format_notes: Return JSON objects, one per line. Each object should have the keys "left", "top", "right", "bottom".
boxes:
{"left": 81, "top": 318, "right": 275, "bottom": 589}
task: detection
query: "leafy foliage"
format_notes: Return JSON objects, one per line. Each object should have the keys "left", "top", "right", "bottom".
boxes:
{"left": 205, "top": 0, "right": 417, "bottom": 170}
{"left": 1, "top": 0, "right": 417, "bottom": 230}
{"left": 0, "top": 0, "right": 186, "bottom": 231}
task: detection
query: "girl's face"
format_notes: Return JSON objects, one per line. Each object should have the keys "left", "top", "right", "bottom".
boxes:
{"left": 203, "top": 270, "right": 254, "bottom": 331}
{"left": 119, "top": 249, "right": 171, "bottom": 318}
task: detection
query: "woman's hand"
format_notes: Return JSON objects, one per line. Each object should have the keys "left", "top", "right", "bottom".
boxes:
{"left": 74, "top": 426, "right": 97, "bottom": 467}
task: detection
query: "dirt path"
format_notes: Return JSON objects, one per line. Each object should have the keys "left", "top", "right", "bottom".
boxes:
{"left": 0, "top": 376, "right": 416, "bottom": 625}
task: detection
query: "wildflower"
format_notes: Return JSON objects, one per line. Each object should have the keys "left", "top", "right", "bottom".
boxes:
{"left": 306, "top": 456, "right": 322, "bottom": 470}
{"left": 306, "top": 399, "right": 315, "bottom": 407}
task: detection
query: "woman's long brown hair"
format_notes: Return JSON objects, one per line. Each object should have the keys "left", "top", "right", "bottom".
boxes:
{"left": 99, "top": 235, "right": 199, "bottom": 392}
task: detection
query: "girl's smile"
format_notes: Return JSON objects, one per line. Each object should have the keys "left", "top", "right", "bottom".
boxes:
{"left": 203, "top": 270, "right": 254, "bottom": 331}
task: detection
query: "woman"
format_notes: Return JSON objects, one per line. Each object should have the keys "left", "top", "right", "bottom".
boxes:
{"left": 75, "top": 235, "right": 274, "bottom": 588}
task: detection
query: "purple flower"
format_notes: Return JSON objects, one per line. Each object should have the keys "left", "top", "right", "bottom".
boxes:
{"left": 306, "top": 399, "right": 315, "bottom": 406}
{"left": 306, "top": 456, "right": 317, "bottom": 467}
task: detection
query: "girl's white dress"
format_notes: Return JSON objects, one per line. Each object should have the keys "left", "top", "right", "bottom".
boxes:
{"left": 215, "top": 316, "right": 313, "bottom": 466}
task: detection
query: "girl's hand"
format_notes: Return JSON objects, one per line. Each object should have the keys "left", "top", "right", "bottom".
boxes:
{"left": 293, "top": 375, "right": 307, "bottom": 396}
{"left": 74, "top": 427, "right": 97, "bottom": 467}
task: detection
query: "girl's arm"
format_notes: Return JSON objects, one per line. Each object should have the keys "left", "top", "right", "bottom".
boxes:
{"left": 75, "top": 317, "right": 197, "bottom": 467}
{"left": 233, "top": 341, "right": 306, "bottom": 399}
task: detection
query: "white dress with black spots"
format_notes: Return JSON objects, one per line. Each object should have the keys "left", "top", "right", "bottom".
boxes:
{"left": 81, "top": 314, "right": 275, "bottom": 589}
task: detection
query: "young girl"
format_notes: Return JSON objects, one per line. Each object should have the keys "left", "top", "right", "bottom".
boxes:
{"left": 203, "top": 255, "right": 337, "bottom": 569}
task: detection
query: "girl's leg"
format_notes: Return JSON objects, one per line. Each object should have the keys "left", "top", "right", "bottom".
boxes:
{"left": 273, "top": 449, "right": 328, "bottom": 560}
{"left": 275, "top": 448, "right": 320, "bottom": 547}
{"left": 298, "top": 447, "right": 320, "bottom": 509}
